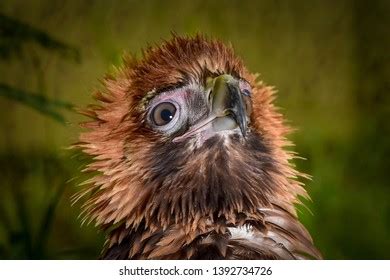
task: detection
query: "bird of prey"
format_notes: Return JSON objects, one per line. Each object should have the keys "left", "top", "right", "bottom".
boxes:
{"left": 75, "top": 34, "right": 321, "bottom": 260}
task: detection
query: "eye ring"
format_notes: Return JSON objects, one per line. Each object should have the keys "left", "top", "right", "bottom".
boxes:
{"left": 151, "top": 102, "right": 177, "bottom": 126}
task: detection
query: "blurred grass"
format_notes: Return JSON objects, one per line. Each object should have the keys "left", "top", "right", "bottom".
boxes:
{"left": 0, "top": 0, "right": 389, "bottom": 259}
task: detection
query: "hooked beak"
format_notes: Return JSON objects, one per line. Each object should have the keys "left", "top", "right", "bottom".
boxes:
{"left": 210, "top": 74, "right": 247, "bottom": 137}
{"left": 174, "top": 74, "right": 248, "bottom": 143}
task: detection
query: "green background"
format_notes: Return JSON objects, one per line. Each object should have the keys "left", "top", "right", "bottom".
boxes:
{"left": 0, "top": 0, "right": 389, "bottom": 259}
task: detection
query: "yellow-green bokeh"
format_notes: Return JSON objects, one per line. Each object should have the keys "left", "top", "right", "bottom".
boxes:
{"left": 0, "top": 0, "right": 389, "bottom": 259}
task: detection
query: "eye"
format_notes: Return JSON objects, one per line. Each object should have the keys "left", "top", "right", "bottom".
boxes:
{"left": 152, "top": 102, "right": 177, "bottom": 126}
{"left": 239, "top": 80, "right": 252, "bottom": 97}
{"left": 242, "top": 89, "right": 251, "bottom": 97}
{"left": 238, "top": 80, "right": 252, "bottom": 116}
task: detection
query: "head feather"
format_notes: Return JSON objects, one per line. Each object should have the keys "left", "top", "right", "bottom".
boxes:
{"left": 73, "top": 34, "right": 319, "bottom": 259}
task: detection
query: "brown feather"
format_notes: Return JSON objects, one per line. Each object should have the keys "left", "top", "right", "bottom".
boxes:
{"left": 75, "top": 34, "right": 322, "bottom": 259}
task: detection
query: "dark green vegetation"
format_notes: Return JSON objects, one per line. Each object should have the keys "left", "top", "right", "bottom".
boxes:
{"left": 0, "top": 0, "right": 388, "bottom": 259}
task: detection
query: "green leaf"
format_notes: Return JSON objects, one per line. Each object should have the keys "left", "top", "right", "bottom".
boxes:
{"left": 0, "top": 13, "right": 80, "bottom": 62}
{"left": 0, "top": 83, "right": 73, "bottom": 124}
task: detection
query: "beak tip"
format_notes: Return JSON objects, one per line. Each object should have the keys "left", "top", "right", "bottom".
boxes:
{"left": 211, "top": 74, "right": 249, "bottom": 138}
{"left": 239, "top": 122, "right": 247, "bottom": 138}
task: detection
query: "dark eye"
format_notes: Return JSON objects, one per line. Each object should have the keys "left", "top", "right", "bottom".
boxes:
{"left": 242, "top": 89, "right": 251, "bottom": 97}
{"left": 152, "top": 102, "right": 177, "bottom": 126}
{"left": 239, "top": 79, "right": 252, "bottom": 98}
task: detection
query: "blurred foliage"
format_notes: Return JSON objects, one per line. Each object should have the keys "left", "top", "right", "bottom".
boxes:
{"left": 0, "top": 153, "right": 101, "bottom": 259}
{"left": 0, "top": 83, "right": 73, "bottom": 123}
{"left": 0, "top": 0, "right": 389, "bottom": 259}
{"left": 0, "top": 13, "right": 77, "bottom": 123}
{"left": 0, "top": 13, "right": 80, "bottom": 61}
{"left": 0, "top": 10, "right": 99, "bottom": 259}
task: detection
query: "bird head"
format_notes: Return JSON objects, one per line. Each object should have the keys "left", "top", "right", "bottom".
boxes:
{"left": 76, "top": 35, "right": 308, "bottom": 237}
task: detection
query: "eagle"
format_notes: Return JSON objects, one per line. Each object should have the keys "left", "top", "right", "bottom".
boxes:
{"left": 75, "top": 34, "right": 321, "bottom": 260}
